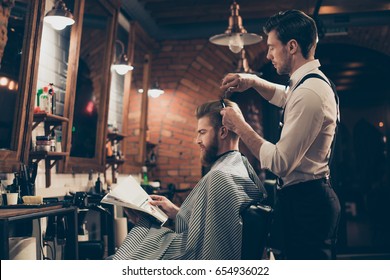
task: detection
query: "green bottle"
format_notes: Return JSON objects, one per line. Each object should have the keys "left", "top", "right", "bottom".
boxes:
{"left": 142, "top": 166, "right": 149, "bottom": 185}
{"left": 36, "top": 88, "right": 43, "bottom": 107}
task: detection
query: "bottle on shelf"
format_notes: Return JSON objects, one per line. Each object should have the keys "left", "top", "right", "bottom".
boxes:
{"left": 95, "top": 173, "right": 103, "bottom": 194}
{"left": 106, "top": 141, "right": 113, "bottom": 158}
{"left": 87, "top": 170, "right": 94, "bottom": 193}
{"left": 56, "top": 135, "right": 62, "bottom": 152}
{"left": 142, "top": 166, "right": 149, "bottom": 185}
{"left": 106, "top": 178, "right": 112, "bottom": 193}
{"left": 149, "top": 148, "right": 156, "bottom": 164}
{"left": 48, "top": 83, "right": 56, "bottom": 114}
{"left": 39, "top": 86, "right": 51, "bottom": 113}
{"left": 50, "top": 130, "right": 56, "bottom": 152}
{"left": 13, "top": 172, "right": 22, "bottom": 204}
{"left": 0, "top": 179, "right": 5, "bottom": 206}
{"left": 36, "top": 88, "right": 43, "bottom": 107}
{"left": 112, "top": 139, "right": 118, "bottom": 159}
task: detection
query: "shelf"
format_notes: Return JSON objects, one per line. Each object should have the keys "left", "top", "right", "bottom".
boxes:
{"left": 107, "top": 132, "right": 125, "bottom": 142}
{"left": 30, "top": 151, "right": 69, "bottom": 161}
{"left": 30, "top": 114, "right": 69, "bottom": 188}
{"left": 145, "top": 162, "right": 156, "bottom": 168}
{"left": 146, "top": 141, "right": 157, "bottom": 149}
{"left": 30, "top": 152, "right": 69, "bottom": 187}
{"left": 105, "top": 157, "right": 125, "bottom": 165}
{"left": 32, "top": 113, "right": 69, "bottom": 130}
{"left": 33, "top": 113, "right": 69, "bottom": 123}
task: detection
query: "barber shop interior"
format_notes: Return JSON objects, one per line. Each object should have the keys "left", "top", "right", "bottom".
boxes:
{"left": 1, "top": 0, "right": 389, "bottom": 261}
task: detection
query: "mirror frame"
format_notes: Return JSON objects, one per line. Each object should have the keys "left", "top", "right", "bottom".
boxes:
{"left": 61, "top": 0, "right": 120, "bottom": 173}
{"left": 0, "top": 0, "right": 44, "bottom": 173}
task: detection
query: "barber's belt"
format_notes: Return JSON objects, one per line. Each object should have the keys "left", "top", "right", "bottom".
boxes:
{"left": 277, "top": 175, "right": 330, "bottom": 190}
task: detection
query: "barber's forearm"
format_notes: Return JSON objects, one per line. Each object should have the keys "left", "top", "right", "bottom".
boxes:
{"left": 236, "top": 122, "right": 264, "bottom": 161}
{"left": 252, "top": 77, "right": 278, "bottom": 101}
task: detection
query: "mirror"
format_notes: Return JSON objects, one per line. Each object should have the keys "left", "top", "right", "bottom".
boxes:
{"left": 119, "top": 23, "right": 154, "bottom": 173}
{"left": 64, "top": 0, "right": 119, "bottom": 173}
{"left": 0, "top": 0, "right": 43, "bottom": 172}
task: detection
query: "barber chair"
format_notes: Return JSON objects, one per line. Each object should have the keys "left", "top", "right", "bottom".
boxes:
{"left": 241, "top": 203, "right": 273, "bottom": 260}
{"left": 262, "top": 179, "right": 277, "bottom": 208}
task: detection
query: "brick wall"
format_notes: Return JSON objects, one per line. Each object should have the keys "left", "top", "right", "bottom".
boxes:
{"left": 122, "top": 24, "right": 389, "bottom": 191}
{"left": 122, "top": 39, "right": 264, "bottom": 190}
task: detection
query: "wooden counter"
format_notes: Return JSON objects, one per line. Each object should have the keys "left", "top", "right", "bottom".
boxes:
{"left": 0, "top": 205, "right": 78, "bottom": 259}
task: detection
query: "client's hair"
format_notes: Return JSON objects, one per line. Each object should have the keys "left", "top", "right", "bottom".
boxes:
{"left": 196, "top": 99, "right": 240, "bottom": 140}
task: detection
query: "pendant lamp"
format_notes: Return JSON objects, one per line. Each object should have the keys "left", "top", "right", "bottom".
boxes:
{"left": 209, "top": 1, "right": 262, "bottom": 53}
{"left": 44, "top": 0, "right": 75, "bottom": 30}
{"left": 111, "top": 40, "right": 133, "bottom": 75}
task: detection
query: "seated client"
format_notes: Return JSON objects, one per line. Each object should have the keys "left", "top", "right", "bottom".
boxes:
{"left": 112, "top": 99, "right": 267, "bottom": 260}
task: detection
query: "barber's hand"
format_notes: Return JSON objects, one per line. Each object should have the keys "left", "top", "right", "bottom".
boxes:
{"left": 220, "top": 73, "right": 257, "bottom": 95}
{"left": 149, "top": 195, "right": 179, "bottom": 220}
{"left": 220, "top": 105, "right": 246, "bottom": 134}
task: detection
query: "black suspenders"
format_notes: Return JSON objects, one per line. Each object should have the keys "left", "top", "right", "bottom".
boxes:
{"left": 277, "top": 73, "right": 340, "bottom": 187}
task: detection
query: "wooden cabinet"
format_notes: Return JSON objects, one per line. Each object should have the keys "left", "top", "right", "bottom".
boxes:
{"left": 0, "top": 205, "right": 78, "bottom": 260}
{"left": 29, "top": 113, "right": 69, "bottom": 188}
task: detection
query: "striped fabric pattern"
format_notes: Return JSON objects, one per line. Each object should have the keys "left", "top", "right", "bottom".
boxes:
{"left": 113, "top": 151, "right": 266, "bottom": 260}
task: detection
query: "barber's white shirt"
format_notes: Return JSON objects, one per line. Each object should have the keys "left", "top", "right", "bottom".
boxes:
{"left": 259, "top": 60, "right": 337, "bottom": 187}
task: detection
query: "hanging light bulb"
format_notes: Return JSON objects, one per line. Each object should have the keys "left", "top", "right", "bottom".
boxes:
{"left": 44, "top": 0, "right": 75, "bottom": 30}
{"left": 209, "top": 1, "right": 262, "bottom": 53}
{"left": 228, "top": 33, "right": 244, "bottom": 53}
{"left": 148, "top": 81, "right": 164, "bottom": 98}
{"left": 111, "top": 40, "right": 134, "bottom": 75}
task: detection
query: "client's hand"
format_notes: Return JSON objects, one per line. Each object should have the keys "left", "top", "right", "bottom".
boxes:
{"left": 149, "top": 195, "right": 179, "bottom": 220}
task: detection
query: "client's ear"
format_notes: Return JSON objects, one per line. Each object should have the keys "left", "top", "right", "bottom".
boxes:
{"left": 220, "top": 126, "right": 229, "bottom": 139}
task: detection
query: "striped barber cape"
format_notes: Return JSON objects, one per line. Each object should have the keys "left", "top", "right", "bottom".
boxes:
{"left": 113, "top": 151, "right": 266, "bottom": 260}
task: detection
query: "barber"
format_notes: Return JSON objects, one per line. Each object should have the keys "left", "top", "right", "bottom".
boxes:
{"left": 220, "top": 10, "right": 341, "bottom": 260}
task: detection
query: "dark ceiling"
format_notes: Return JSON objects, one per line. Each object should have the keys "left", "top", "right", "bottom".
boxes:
{"left": 120, "top": 0, "right": 390, "bottom": 41}
{"left": 120, "top": 1, "right": 390, "bottom": 107}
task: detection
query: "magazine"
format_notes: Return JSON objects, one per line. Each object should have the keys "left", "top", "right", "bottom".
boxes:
{"left": 101, "top": 175, "right": 168, "bottom": 225}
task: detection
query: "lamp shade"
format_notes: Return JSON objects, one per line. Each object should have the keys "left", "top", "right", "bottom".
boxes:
{"left": 209, "top": 1, "right": 262, "bottom": 53}
{"left": 44, "top": 0, "right": 75, "bottom": 30}
{"left": 112, "top": 40, "right": 133, "bottom": 75}
{"left": 148, "top": 81, "right": 164, "bottom": 98}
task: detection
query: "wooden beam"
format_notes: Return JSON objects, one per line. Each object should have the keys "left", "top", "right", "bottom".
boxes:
{"left": 121, "top": 22, "right": 136, "bottom": 166}
{"left": 138, "top": 53, "right": 151, "bottom": 164}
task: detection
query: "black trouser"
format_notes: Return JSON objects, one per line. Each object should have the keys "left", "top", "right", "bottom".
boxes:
{"left": 276, "top": 178, "right": 341, "bottom": 260}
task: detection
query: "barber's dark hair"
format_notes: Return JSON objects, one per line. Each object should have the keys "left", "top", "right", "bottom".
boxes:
{"left": 196, "top": 99, "right": 240, "bottom": 139}
{"left": 263, "top": 10, "right": 317, "bottom": 59}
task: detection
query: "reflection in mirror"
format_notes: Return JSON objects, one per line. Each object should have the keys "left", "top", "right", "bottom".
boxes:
{"left": 108, "top": 15, "right": 130, "bottom": 134}
{"left": 0, "top": 1, "right": 27, "bottom": 149}
{"left": 71, "top": 56, "right": 98, "bottom": 158}
{"left": 67, "top": 0, "right": 118, "bottom": 172}
{"left": 0, "top": 0, "right": 43, "bottom": 173}
{"left": 35, "top": 0, "right": 73, "bottom": 118}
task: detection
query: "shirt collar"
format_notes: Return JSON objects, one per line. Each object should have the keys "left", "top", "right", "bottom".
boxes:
{"left": 289, "top": 59, "right": 321, "bottom": 90}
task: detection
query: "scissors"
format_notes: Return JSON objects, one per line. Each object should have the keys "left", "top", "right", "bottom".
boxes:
{"left": 220, "top": 98, "right": 226, "bottom": 108}
{"left": 220, "top": 87, "right": 233, "bottom": 108}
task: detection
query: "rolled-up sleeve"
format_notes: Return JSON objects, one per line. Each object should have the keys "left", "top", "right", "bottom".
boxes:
{"left": 269, "top": 84, "right": 287, "bottom": 108}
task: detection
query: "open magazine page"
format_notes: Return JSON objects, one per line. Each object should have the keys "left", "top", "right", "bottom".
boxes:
{"left": 108, "top": 175, "right": 149, "bottom": 207}
{"left": 101, "top": 175, "right": 168, "bottom": 225}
